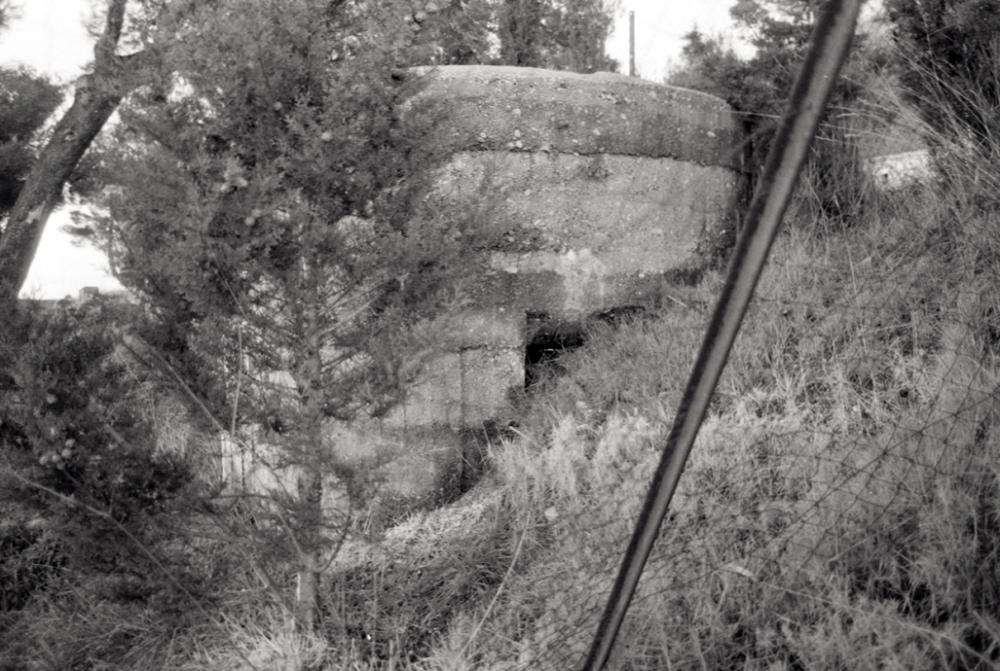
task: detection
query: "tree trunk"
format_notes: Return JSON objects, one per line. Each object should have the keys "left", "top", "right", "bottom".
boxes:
{"left": 294, "top": 467, "right": 323, "bottom": 632}
{"left": 292, "top": 308, "right": 327, "bottom": 633}
{"left": 0, "top": 0, "right": 157, "bottom": 310}
{"left": 0, "top": 79, "right": 122, "bottom": 307}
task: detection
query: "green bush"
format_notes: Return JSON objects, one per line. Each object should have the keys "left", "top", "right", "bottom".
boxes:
{"left": 0, "top": 299, "right": 207, "bottom": 668}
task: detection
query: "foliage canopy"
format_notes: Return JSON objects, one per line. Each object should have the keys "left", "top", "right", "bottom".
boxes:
{"left": 0, "top": 4, "right": 62, "bottom": 218}
{"left": 887, "top": 0, "right": 1000, "bottom": 153}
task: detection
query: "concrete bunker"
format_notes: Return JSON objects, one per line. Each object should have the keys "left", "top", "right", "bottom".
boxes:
{"left": 525, "top": 313, "right": 589, "bottom": 388}
{"left": 363, "top": 66, "right": 748, "bottom": 500}
{"left": 226, "top": 65, "right": 748, "bottom": 511}
{"left": 523, "top": 306, "right": 649, "bottom": 388}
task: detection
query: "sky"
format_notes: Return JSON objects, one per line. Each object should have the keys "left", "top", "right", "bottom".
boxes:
{"left": 0, "top": 0, "right": 745, "bottom": 299}
{"left": 607, "top": 0, "right": 750, "bottom": 81}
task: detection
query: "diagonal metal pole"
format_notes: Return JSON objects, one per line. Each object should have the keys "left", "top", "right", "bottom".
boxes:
{"left": 579, "top": 1, "right": 863, "bottom": 668}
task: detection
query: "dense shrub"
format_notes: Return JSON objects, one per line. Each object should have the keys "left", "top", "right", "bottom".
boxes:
{"left": 449, "top": 139, "right": 1000, "bottom": 668}
{"left": 669, "top": 1, "right": 884, "bottom": 229}
{"left": 0, "top": 299, "right": 206, "bottom": 667}
{"left": 887, "top": 0, "right": 1000, "bottom": 152}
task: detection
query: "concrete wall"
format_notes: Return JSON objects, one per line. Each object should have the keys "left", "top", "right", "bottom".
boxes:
{"left": 367, "top": 66, "right": 747, "bottom": 502}
{"left": 223, "top": 66, "right": 747, "bottom": 510}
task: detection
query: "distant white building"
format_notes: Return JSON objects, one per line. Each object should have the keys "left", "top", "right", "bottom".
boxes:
{"left": 864, "top": 149, "right": 933, "bottom": 191}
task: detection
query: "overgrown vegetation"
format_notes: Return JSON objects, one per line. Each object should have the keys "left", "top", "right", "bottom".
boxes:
{"left": 668, "top": 0, "right": 890, "bottom": 227}
{"left": 0, "top": 1, "right": 62, "bottom": 216}
{"left": 6, "top": 1, "right": 1000, "bottom": 669}
{"left": 423, "top": 10, "right": 1000, "bottom": 667}
{"left": 470, "top": 191, "right": 1000, "bottom": 669}
{"left": 886, "top": 0, "right": 1000, "bottom": 155}
{"left": 0, "top": 298, "right": 211, "bottom": 669}
{"left": 79, "top": 0, "right": 512, "bottom": 632}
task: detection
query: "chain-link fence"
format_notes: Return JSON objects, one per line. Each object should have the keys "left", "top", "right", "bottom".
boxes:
{"left": 458, "top": 205, "right": 1000, "bottom": 669}
{"left": 311, "top": 90, "right": 1000, "bottom": 671}
{"left": 44, "top": 19, "right": 1000, "bottom": 671}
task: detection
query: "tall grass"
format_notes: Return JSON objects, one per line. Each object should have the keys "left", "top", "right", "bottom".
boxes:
{"left": 425, "top": 67, "right": 1000, "bottom": 669}
{"left": 14, "top": 44, "right": 1000, "bottom": 671}
{"left": 135, "top": 79, "right": 1000, "bottom": 670}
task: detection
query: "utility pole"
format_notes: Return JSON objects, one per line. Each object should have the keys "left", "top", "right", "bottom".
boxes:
{"left": 628, "top": 10, "right": 636, "bottom": 77}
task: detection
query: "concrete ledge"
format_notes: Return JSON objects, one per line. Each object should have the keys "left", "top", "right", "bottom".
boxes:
{"left": 461, "top": 347, "right": 524, "bottom": 423}
{"left": 411, "top": 65, "right": 746, "bottom": 170}
{"left": 463, "top": 267, "right": 692, "bottom": 319}
{"left": 438, "top": 309, "right": 525, "bottom": 350}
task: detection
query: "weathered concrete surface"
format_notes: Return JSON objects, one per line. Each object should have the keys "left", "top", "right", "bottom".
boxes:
{"left": 380, "top": 309, "right": 525, "bottom": 429}
{"left": 435, "top": 308, "right": 525, "bottom": 351}
{"left": 327, "top": 423, "right": 466, "bottom": 502}
{"left": 460, "top": 346, "right": 523, "bottom": 424}
{"left": 347, "top": 66, "right": 747, "bottom": 505}
{"left": 219, "top": 312, "right": 523, "bottom": 508}
{"left": 411, "top": 65, "right": 745, "bottom": 169}
{"left": 223, "top": 66, "right": 746, "bottom": 513}
{"left": 864, "top": 149, "right": 933, "bottom": 191}
{"left": 383, "top": 352, "right": 464, "bottom": 428}
{"left": 443, "top": 152, "right": 738, "bottom": 261}
{"left": 220, "top": 421, "right": 467, "bottom": 514}
{"left": 435, "top": 150, "right": 740, "bottom": 318}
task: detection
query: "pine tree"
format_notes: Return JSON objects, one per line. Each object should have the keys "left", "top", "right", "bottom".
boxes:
{"left": 85, "top": 0, "right": 492, "bottom": 630}
{"left": 0, "top": 6, "right": 62, "bottom": 217}
{"left": 498, "top": 0, "right": 618, "bottom": 72}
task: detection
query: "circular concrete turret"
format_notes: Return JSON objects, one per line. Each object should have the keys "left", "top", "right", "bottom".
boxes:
{"left": 297, "top": 67, "right": 750, "bottom": 511}
{"left": 414, "top": 65, "right": 747, "bottom": 320}
{"left": 331, "top": 66, "right": 750, "bottom": 505}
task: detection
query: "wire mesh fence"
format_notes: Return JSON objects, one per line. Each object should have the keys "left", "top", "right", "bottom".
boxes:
{"left": 101, "top": 95, "right": 1000, "bottom": 670}
{"left": 432, "top": 180, "right": 1000, "bottom": 669}
{"left": 6, "top": 2, "right": 1000, "bottom": 666}
{"left": 12, "top": 43, "right": 1000, "bottom": 671}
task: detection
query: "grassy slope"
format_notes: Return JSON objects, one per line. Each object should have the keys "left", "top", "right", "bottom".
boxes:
{"left": 175, "top": 168, "right": 1000, "bottom": 670}
{"left": 416, "top": 181, "right": 1000, "bottom": 670}
{"left": 17, "top": 84, "right": 1000, "bottom": 671}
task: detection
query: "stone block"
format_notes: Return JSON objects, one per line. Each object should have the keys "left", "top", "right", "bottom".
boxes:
{"left": 432, "top": 308, "right": 525, "bottom": 350}
{"left": 461, "top": 347, "right": 524, "bottom": 424}
{"left": 382, "top": 351, "right": 463, "bottom": 429}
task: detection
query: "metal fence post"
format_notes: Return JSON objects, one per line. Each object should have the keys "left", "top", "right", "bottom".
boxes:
{"left": 579, "top": 0, "right": 864, "bottom": 667}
